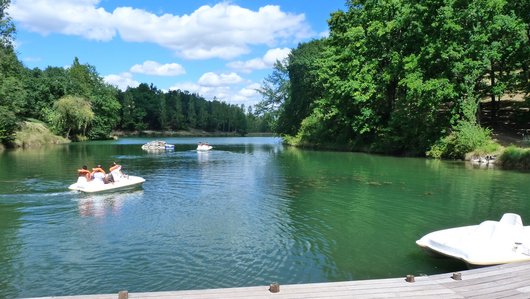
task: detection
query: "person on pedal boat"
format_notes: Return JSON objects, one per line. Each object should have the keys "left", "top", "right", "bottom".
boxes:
{"left": 108, "top": 162, "right": 124, "bottom": 182}
{"left": 92, "top": 165, "right": 106, "bottom": 183}
{"left": 77, "top": 165, "right": 91, "bottom": 183}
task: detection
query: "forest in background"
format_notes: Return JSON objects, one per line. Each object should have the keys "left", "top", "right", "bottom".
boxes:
{"left": 1, "top": 0, "right": 530, "bottom": 159}
{"left": 257, "top": 0, "right": 530, "bottom": 158}
{"left": 0, "top": 0, "right": 270, "bottom": 147}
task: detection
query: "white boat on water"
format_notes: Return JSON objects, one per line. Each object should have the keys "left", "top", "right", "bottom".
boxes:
{"left": 197, "top": 143, "right": 212, "bottom": 151}
{"left": 470, "top": 155, "right": 496, "bottom": 165}
{"left": 416, "top": 213, "right": 530, "bottom": 267}
{"left": 142, "top": 140, "right": 174, "bottom": 151}
{"left": 69, "top": 174, "right": 145, "bottom": 193}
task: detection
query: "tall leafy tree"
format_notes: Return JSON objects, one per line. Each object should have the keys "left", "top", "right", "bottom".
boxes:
{"left": 196, "top": 99, "right": 208, "bottom": 129}
{"left": 118, "top": 91, "right": 139, "bottom": 131}
{"left": 276, "top": 40, "right": 325, "bottom": 136}
{"left": 272, "top": 0, "right": 530, "bottom": 156}
{"left": 0, "top": 0, "right": 15, "bottom": 48}
{"left": 0, "top": 0, "right": 22, "bottom": 144}
{"left": 256, "top": 59, "right": 290, "bottom": 131}
{"left": 167, "top": 90, "right": 185, "bottom": 130}
{"left": 50, "top": 95, "right": 94, "bottom": 139}
{"left": 185, "top": 93, "right": 197, "bottom": 128}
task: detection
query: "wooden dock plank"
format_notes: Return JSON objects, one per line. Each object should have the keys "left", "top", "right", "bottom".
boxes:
{"left": 466, "top": 289, "right": 530, "bottom": 299}
{"left": 29, "top": 261, "right": 530, "bottom": 299}
{"left": 452, "top": 278, "right": 530, "bottom": 297}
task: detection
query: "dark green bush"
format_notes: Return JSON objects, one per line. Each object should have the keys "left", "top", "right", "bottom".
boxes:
{"left": 427, "top": 121, "right": 492, "bottom": 159}
{"left": 498, "top": 146, "right": 530, "bottom": 170}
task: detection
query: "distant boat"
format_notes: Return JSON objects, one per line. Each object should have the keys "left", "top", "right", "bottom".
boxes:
{"left": 470, "top": 155, "right": 496, "bottom": 165}
{"left": 416, "top": 213, "right": 530, "bottom": 267}
{"left": 142, "top": 140, "right": 174, "bottom": 151}
{"left": 197, "top": 143, "right": 213, "bottom": 151}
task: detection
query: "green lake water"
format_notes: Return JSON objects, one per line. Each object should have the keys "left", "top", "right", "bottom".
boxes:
{"left": 0, "top": 137, "right": 529, "bottom": 298}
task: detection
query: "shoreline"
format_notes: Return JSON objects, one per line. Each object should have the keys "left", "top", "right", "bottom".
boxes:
{"left": 111, "top": 129, "right": 276, "bottom": 138}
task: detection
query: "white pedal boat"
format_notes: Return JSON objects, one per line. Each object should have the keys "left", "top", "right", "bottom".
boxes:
{"left": 197, "top": 144, "right": 212, "bottom": 151}
{"left": 142, "top": 140, "right": 174, "bottom": 151}
{"left": 69, "top": 175, "right": 145, "bottom": 193}
{"left": 416, "top": 213, "right": 530, "bottom": 267}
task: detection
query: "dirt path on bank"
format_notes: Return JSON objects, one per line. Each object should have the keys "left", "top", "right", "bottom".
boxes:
{"left": 481, "top": 98, "right": 529, "bottom": 148}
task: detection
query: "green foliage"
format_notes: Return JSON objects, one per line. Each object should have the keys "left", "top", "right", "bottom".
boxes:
{"left": 3, "top": 0, "right": 529, "bottom": 149}
{"left": 277, "top": 40, "right": 326, "bottom": 135}
{"left": 0, "top": 0, "right": 15, "bottom": 49}
{"left": 255, "top": 59, "right": 290, "bottom": 130}
{"left": 0, "top": 33, "right": 26, "bottom": 144}
{"left": 0, "top": 0, "right": 270, "bottom": 145}
{"left": 117, "top": 86, "right": 257, "bottom": 134}
{"left": 12, "top": 120, "right": 69, "bottom": 148}
{"left": 426, "top": 121, "right": 493, "bottom": 159}
{"left": 498, "top": 146, "right": 530, "bottom": 170}
{"left": 0, "top": 105, "right": 17, "bottom": 143}
{"left": 50, "top": 95, "right": 94, "bottom": 140}
{"left": 258, "top": 0, "right": 530, "bottom": 156}
{"left": 296, "top": 109, "right": 327, "bottom": 145}
{"left": 66, "top": 58, "right": 121, "bottom": 139}
{"left": 472, "top": 142, "right": 501, "bottom": 156}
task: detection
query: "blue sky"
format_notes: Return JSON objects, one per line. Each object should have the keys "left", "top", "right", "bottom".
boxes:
{"left": 9, "top": 0, "right": 346, "bottom": 107}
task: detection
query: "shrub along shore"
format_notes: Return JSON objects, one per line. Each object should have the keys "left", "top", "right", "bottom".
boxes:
{"left": 497, "top": 147, "right": 530, "bottom": 170}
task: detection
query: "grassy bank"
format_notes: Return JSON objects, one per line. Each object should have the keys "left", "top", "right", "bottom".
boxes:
{"left": 11, "top": 120, "right": 70, "bottom": 148}
{"left": 497, "top": 146, "right": 530, "bottom": 171}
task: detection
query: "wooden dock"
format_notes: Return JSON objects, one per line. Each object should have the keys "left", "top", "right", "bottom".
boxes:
{"left": 33, "top": 261, "right": 530, "bottom": 299}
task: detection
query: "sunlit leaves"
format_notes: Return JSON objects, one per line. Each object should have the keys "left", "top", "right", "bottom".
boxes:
{"left": 268, "top": 0, "right": 529, "bottom": 155}
{"left": 51, "top": 95, "right": 94, "bottom": 139}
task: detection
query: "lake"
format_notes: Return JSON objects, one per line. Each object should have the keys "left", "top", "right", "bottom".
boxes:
{"left": 1, "top": 137, "right": 529, "bottom": 298}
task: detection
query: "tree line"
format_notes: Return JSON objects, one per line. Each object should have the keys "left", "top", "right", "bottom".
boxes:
{"left": 118, "top": 83, "right": 270, "bottom": 134}
{"left": 0, "top": 0, "right": 270, "bottom": 146}
{"left": 258, "top": 0, "right": 530, "bottom": 158}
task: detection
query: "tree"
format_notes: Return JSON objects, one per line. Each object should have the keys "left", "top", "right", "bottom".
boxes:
{"left": 278, "top": 40, "right": 325, "bottom": 136}
{"left": 118, "top": 91, "right": 138, "bottom": 131}
{"left": 50, "top": 95, "right": 94, "bottom": 139}
{"left": 186, "top": 96, "right": 197, "bottom": 128}
{"left": 464, "top": 0, "right": 530, "bottom": 121}
{"left": 259, "top": 0, "right": 529, "bottom": 156}
{"left": 0, "top": 0, "right": 20, "bottom": 144}
{"left": 256, "top": 59, "right": 290, "bottom": 131}
{"left": 196, "top": 99, "right": 208, "bottom": 129}
{"left": 169, "top": 90, "right": 185, "bottom": 130}
{"left": 63, "top": 58, "right": 121, "bottom": 139}
{"left": 0, "top": 105, "right": 16, "bottom": 143}
{"left": 0, "top": 0, "right": 15, "bottom": 49}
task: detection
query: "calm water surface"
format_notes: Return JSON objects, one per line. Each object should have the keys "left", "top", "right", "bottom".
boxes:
{"left": 1, "top": 137, "right": 529, "bottom": 298}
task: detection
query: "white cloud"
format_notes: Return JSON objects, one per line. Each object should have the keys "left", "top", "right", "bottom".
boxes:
{"left": 9, "top": 0, "right": 116, "bottom": 41}
{"left": 222, "top": 83, "right": 262, "bottom": 106}
{"left": 198, "top": 72, "right": 243, "bottom": 87}
{"left": 169, "top": 82, "right": 202, "bottom": 94}
{"left": 263, "top": 48, "right": 291, "bottom": 64}
{"left": 238, "top": 83, "right": 261, "bottom": 98}
{"left": 103, "top": 72, "right": 140, "bottom": 91}
{"left": 227, "top": 47, "right": 291, "bottom": 73}
{"left": 130, "top": 60, "right": 186, "bottom": 76}
{"left": 319, "top": 30, "right": 330, "bottom": 38}
{"left": 9, "top": 1, "right": 313, "bottom": 60}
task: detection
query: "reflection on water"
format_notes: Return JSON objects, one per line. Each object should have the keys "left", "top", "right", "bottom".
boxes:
{"left": 77, "top": 190, "right": 144, "bottom": 217}
{"left": 197, "top": 150, "right": 209, "bottom": 163}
